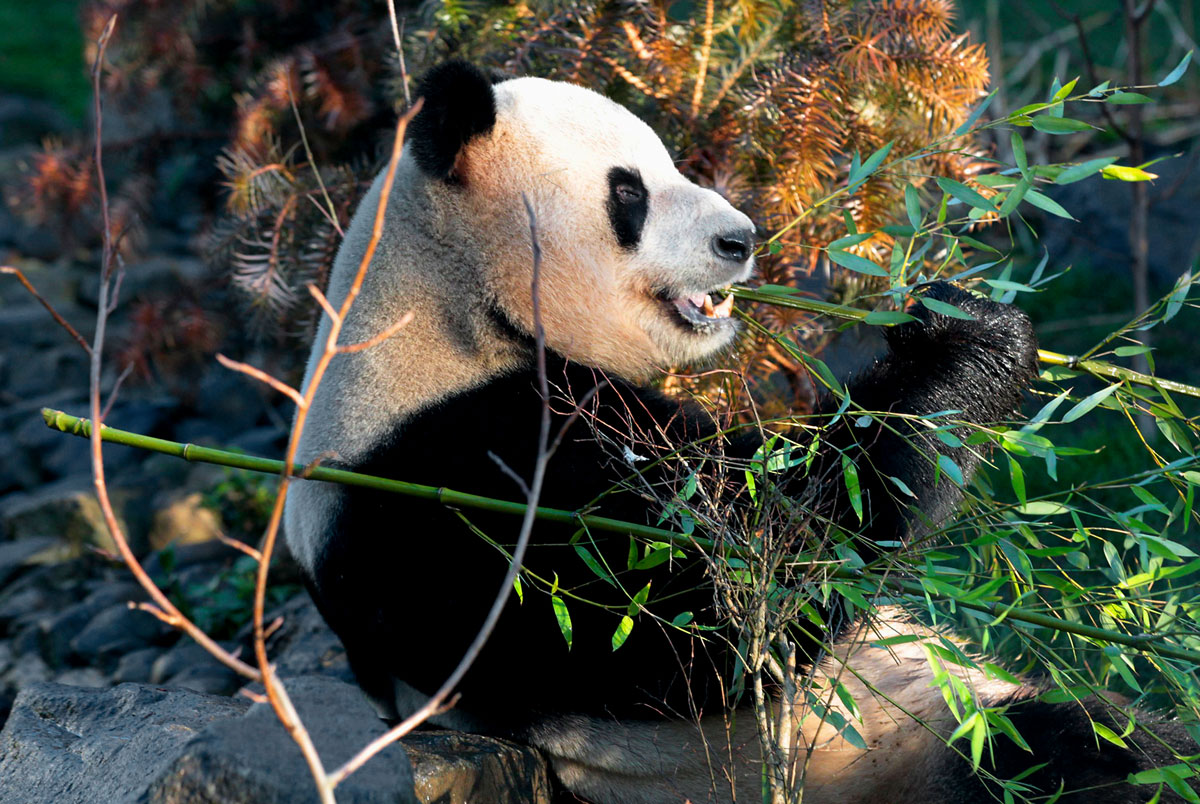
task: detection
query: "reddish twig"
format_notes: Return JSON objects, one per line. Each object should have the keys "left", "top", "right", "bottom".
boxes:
{"left": 336, "top": 311, "right": 414, "bottom": 354}
{"left": 230, "top": 97, "right": 423, "bottom": 803}
{"left": 1, "top": 266, "right": 92, "bottom": 354}
{"left": 216, "top": 353, "right": 305, "bottom": 407}
{"left": 83, "top": 14, "right": 260, "bottom": 683}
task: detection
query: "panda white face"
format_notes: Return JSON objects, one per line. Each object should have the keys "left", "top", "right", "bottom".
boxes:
{"left": 412, "top": 68, "right": 756, "bottom": 379}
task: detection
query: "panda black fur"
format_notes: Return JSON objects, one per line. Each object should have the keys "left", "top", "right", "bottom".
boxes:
{"left": 284, "top": 62, "right": 1196, "bottom": 803}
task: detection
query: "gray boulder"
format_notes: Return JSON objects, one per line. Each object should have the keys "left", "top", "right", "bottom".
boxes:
{"left": 0, "top": 677, "right": 418, "bottom": 804}
{"left": 0, "top": 682, "right": 248, "bottom": 804}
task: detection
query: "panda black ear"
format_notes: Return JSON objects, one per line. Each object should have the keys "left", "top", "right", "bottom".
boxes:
{"left": 408, "top": 61, "right": 497, "bottom": 181}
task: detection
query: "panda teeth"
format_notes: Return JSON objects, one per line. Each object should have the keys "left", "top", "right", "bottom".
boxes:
{"left": 711, "top": 293, "right": 735, "bottom": 318}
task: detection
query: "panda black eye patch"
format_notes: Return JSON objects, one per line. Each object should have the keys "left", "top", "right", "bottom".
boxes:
{"left": 606, "top": 167, "right": 648, "bottom": 250}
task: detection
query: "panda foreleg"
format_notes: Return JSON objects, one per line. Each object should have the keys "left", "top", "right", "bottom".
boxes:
{"left": 801, "top": 281, "right": 1040, "bottom": 552}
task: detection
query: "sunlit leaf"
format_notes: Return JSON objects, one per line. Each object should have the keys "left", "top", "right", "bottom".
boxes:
{"left": 1157, "top": 50, "right": 1193, "bottom": 86}
{"left": 612, "top": 615, "right": 634, "bottom": 651}
{"left": 552, "top": 595, "right": 573, "bottom": 649}
{"left": 1102, "top": 165, "right": 1159, "bottom": 182}
{"left": 1061, "top": 383, "right": 1122, "bottom": 423}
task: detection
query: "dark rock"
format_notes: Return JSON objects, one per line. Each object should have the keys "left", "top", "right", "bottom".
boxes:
{"left": 52, "top": 667, "right": 109, "bottom": 689}
{"left": 4, "top": 344, "right": 88, "bottom": 400}
{"left": 141, "top": 540, "right": 242, "bottom": 593}
{"left": 151, "top": 642, "right": 233, "bottom": 686}
{"left": 39, "top": 598, "right": 109, "bottom": 667}
{"left": 9, "top": 622, "right": 44, "bottom": 658}
{"left": 0, "top": 682, "right": 249, "bottom": 804}
{"left": 147, "top": 675, "right": 417, "bottom": 804}
{"left": 0, "top": 476, "right": 144, "bottom": 558}
{"left": 0, "top": 302, "right": 93, "bottom": 351}
{"left": 0, "top": 561, "right": 85, "bottom": 632}
{"left": 404, "top": 731, "right": 553, "bottom": 804}
{"left": 0, "top": 536, "right": 57, "bottom": 588}
{"left": 113, "top": 647, "right": 162, "bottom": 684}
{"left": 0, "top": 652, "right": 51, "bottom": 691}
{"left": 162, "top": 665, "right": 241, "bottom": 697}
{"left": 80, "top": 581, "right": 146, "bottom": 611}
{"left": 254, "top": 594, "right": 353, "bottom": 683}
{"left": 0, "top": 431, "right": 39, "bottom": 492}
{"left": 70, "top": 603, "right": 171, "bottom": 664}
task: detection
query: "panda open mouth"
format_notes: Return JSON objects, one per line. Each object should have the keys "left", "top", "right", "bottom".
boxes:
{"left": 660, "top": 290, "right": 737, "bottom": 333}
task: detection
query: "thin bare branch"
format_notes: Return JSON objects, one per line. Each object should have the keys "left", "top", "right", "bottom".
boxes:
{"left": 307, "top": 282, "right": 340, "bottom": 325}
{"left": 1, "top": 266, "right": 92, "bottom": 354}
{"left": 336, "top": 311, "right": 414, "bottom": 354}
{"left": 100, "top": 362, "right": 134, "bottom": 420}
{"left": 216, "top": 353, "right": 305, "bottom": 407}
{"left": 247, "top": 99, "right": 425, "bottom": 802}
{"left": 386, "top": 0, "right": 411, "bottom": 108}
{"left": 84, "top": 15, "right": 261, "bottom": 686}
{"left": 216, "top": 532, "right": 263, "bottom": 562}
{"left": 287, "top": 81, "right": 343, "bottom": 237}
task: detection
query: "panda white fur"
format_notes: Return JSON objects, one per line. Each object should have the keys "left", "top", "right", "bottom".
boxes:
{"left": 284, "top": 62, "right": 1194, "bottom": 803}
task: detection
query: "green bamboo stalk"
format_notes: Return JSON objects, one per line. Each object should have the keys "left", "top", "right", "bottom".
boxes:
{"left": 41, "top": 407, "right": 703, "bottom": 548}
{"left": 730, "top": 286, "right": 1200, "bottom": 401}
{"left": 42, "top": 407, "right": 1200, "bottom": 665}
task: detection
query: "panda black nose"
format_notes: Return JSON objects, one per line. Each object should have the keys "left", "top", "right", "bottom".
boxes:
{"left": 711, "top": 230, "right": 754, "bottom": 263}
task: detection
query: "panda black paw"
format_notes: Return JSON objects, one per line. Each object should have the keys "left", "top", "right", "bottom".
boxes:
{"left": 888, "top": 281, "right": 1039, "bottom": 377}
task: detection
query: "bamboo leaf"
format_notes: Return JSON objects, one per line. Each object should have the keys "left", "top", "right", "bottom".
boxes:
{"left": 830, "top": 233, "right": 874, "bottom": 249}
{"left": 1056, "top": 157, "right": 1117, "bottom": 185}
{"left": 828, "top": 249, "right": 888, "bottom": 276}
{"left": 1051, "top": 77, "right": 1078, "bottom": 102}
{"left": 1030, "top": 116, "right": 1095, "bottom": 134}
{"left": 1106, "top": 92, "right": 1153, "bottom": 104}
{"left": 1023, "top": 189, "right": 1076, "bottom": 220}
{"left": 552, "top": 595, "right": 573, "bottom": 649}
{"left": 1102, "top": 165, "right": 1159, "bottom": 182}
{"left": 921, "top": 296, "right": 976, "bottom": 320}
{"left": 573, "top": 544, "right": 617, "bottom": 587}
{"left": 864, "top": 310, "right": 918, "bottom": 325}
{"left": 842, "top": 454, "right": 863, "bottom": 523}
{"left": 936, "top": 177, "right": 996, "bottom": 212}
{"left": 1062, "top": 383, "right": 1122, "bottom": 423}
{"left": 997, "top": 178, "right": 1031, "bottom": 216}
{"left": 849, "top": 140, "right": 894, "bottom": 187}
{"left": 1157, "top": 50, "right": 1193, "bottom": 86}
{"left": 612, "top": 615, "right": 634, "bottom": 650}
{"left": 905, "top": 183, "right": 922, "bottom": 230}
{"left": 938, "top": 454, "right": 964, "bottom": 486}
{"left": 954, "top": 91, "right": 997, "bottom": 135}
{"left": 1012, "top": 133, "right": 1030, "bottom": 179}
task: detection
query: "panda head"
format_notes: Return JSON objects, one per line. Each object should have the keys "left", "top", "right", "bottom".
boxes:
{"left": 407, "top": 62, "right": 756, "bottom": 380}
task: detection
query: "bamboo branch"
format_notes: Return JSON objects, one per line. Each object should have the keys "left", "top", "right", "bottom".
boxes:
{"left": 42, "top": 408, "right": 1200, "bottom": 665}
{"left": 729, "top": 286, "right": 1200, "bottom": 400}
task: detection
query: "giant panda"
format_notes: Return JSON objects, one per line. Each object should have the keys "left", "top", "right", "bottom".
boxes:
{"left": 284, "top": 62, "right": 1195, "bottom": 803}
